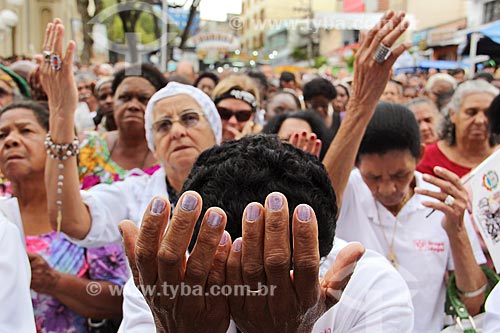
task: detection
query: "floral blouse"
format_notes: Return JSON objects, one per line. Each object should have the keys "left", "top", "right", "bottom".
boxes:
{"left": 26, "top": 232, "right": 129, "bottom": 333}
{"left": 78, "top": 131, "right": 160, "bottom": 189}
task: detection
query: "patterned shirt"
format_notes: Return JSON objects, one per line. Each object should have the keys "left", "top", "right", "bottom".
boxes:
{"left": 26, "top": 232, "right": 128, "bottom": 333}
{"left": 79, "top": 131, "right": 160, "bottom": 190}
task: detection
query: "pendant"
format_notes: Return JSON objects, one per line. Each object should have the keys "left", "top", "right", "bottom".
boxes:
{"left": 388, "top": 251, "right": 398, "bottom": 269}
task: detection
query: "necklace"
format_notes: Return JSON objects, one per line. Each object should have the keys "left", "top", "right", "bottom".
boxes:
{"left": 375, "top": 193, "right": 412, "bottom": 269}
{"left": 108, "top": 134, "right": 150, "bottom": 170}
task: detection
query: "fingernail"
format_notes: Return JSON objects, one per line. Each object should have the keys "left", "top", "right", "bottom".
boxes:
{"left": 151, "top": 198, "right": 166, "bottom": 215}
{"left": 297, "top": 204, "right": 311, "bottom": 222}
{"left": 208, "top": 211, "right": 222, "bottom": 227}
{"left": 435, "top": 166, "right": 443, "bottom": 172}
{"left": 398, "top": 11, "right": 405, "bottom": 18}
{"left": 246, "top": 204, "right": 260, "bottom": 222}
{"left": 219, "top": 232, "right": 228, "bottom": 246}
{"left": 181, "top": 194, "right": 198, "bottom": 211}
{"left": 404, "top": 41, "right": 413, "bottom": 48}
{"left": 423, "top": 174, "right": 431, "bottom": 181}
{"left": 268, "top": 194, "right": 283, "bottom": 211}
{"left": 233, "top": 238, "right": 242, "bottom": 252}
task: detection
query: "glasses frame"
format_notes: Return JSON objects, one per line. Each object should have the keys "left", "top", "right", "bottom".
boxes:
{"left": 152, "top": 109, "right": 205, "bottom": 135}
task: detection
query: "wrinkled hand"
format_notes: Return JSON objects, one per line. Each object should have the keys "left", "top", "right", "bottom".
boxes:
{"left": 28, "top": 252, "right": 61, "bottom": 294}
{"left": 349, "top": 10, "right": 411, "bottom": 108}
{"left": 226, "top": 192, "right": 364, "bottom": 333}
{"left": 119, "top": 192, "right": 232, "bottom": 333}
{"left": 225, "top": 121, "right": 263, "bottom": 141}
{"left": 39, "top": 18, "right": 78, "bottom": 116}
{"left": 415, "top": 166, "right": 469, "bottom": 233}
{"left": 288, "top": 131, "right": 322, "bottom": 158}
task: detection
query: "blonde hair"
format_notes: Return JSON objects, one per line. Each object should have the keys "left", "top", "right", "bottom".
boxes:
{"left": 212, "top": 74, "right": 261, "bottom": 107}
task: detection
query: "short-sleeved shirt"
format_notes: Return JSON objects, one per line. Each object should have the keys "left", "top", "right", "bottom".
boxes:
{"left": 336, "top": 169, "right": 486, "bottom": 333}
{"left": 27, "top": 232, "right": 129, "bottom": 333}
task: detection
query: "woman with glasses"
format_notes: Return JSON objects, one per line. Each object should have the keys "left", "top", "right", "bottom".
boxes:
{"left": 40, "top": 19, "right": 223, "bottom": 331}
{"left": 212, "top": 74, "right": 262, "bottom": 142}
{"left": 78, "top": 64, "right": 165, "bottom": 189}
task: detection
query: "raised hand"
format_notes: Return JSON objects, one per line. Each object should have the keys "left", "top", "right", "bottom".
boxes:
{"left": 39, "top": 18, "right": 78, "bottom": 119}
{"left": 119, "top": 193, "right": 232, "bottom": 333}
{"left": 226, "top": 193, "right": 364, "bottom": 333}
{"left": 350, "top": 10, "right": 411, "bottom": 108}
{"left": 288, "top": 131, "right": 322, "bottom": 158}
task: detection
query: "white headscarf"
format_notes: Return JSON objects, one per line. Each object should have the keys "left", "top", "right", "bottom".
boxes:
{"left": 144, "top": 82, "right": 222, "bottom": 152}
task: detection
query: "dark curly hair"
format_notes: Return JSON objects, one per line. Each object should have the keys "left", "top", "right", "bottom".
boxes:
{"left": 263, "top": 111, "right": 333, "bottom": 160}
{"left": 111, "top": 63, "right": 167, "bottom": 94}
{"left": 181, "top": 134, "right": 337, "bottom": 258}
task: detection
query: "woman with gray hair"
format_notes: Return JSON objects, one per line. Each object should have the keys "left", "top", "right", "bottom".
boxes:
{"left": 418, "top": 79, "right": 499, "bottom": 177}
{"left": 406, "top": 97, "right": 443, "bottom": 145}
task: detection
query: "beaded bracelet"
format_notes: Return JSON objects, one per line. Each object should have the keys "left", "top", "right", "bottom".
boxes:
{"left": 45, "top": 132, "right": 80, "bottom": 237}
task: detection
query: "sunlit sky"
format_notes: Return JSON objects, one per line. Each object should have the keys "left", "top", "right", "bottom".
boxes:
{"left": 185, "top": 0, "right": 242, "bottom": 21}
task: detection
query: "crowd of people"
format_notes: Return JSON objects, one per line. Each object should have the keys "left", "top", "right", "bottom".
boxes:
{"left": 1, "top": 9, "right": 500, "bottom": 333}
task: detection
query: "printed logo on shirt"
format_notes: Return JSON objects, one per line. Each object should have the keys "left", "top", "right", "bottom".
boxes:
{"left": 413, "top": 240, "right": 445, "bottom": 253}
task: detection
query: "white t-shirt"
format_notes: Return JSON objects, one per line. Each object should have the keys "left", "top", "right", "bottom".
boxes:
{"left": 336, "top": 169, "right": 486, "bottom": 333}
{"left": 0, "top": 215, "right": 36, "bottom": 332}
{"left": 119, "top": 238, "right": 414, "bottom": 332}
{"left": 484, "top": 282, "right": 500, "bottom": 333}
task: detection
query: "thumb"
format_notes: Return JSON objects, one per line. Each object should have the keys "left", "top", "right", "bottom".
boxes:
{"left": 322, "top": 242, "right": 365, "bottom": 309}
{"left": 119, "top": 220, "right": 140, "bottom": 286}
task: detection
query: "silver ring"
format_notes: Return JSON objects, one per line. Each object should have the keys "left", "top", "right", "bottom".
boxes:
{"left": 50, "top": 53, "right": 62, "bottom": 71}
{"left": 43, "top": 50, "right": 51, "bottom": 63}
{"left": 246, "top": 286, "right": 265, "bottom": 295}
{"left": 373, "top": 43, "right": 391, "bottom": 63}
{"left": 444, "top": 194, "right": 455, "bottom": 206}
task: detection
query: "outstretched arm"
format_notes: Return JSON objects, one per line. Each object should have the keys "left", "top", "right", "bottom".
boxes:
{"left": 40, "top": 19, "right": 92, "bottom": 239}
{"left": 322, "top": 11, "right": 411, "bottom": 207}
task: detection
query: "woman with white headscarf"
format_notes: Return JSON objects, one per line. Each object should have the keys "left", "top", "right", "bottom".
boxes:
{"left": 40, "top": 19, "right": 222, "bottom": 332}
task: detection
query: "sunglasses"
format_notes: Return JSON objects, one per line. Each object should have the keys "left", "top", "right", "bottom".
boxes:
{"left": 152, "top": 110, "right": 204, "bottom": 135}
{"left": 216, "top": 106, "right": 254, "bottom": 122}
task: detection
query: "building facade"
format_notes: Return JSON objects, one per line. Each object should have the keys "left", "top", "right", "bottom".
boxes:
{"left": 0, "top": 0, "right": 78, "bottom": 58}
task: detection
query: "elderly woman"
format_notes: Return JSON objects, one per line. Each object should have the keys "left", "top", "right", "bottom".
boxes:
{"left": 263, "top": 110, "right": 332, "bottom": 160}
{"left": 78, "top": 63, "right": 166, "bottom": 189}
{"left": 40, "top": 19, "right": 222, "bottom": 331}
{"left": 406, "top": 97, "right": 443, "bottom": 145}
{"left": 417, "top": 80, "right": 499, "bottom": 178}
{"left": 213, "top": 74, "right": 262, "bottom": 141}
{"left": 0, "top": 101, "right": 128, "bottom": 332}
{"left": 425, "top": 73, "right": 457, "bottom": 110}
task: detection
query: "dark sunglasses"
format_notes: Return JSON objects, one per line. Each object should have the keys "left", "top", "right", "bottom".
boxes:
{"left": 216, "top": 106, "right": 253, "bottom": 122}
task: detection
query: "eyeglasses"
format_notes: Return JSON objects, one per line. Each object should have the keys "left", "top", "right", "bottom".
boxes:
{"left": 216, "top": 106, "right": 253, "bottom": 122}
{"left": 152, "top": 110, "right": 204, "bottom": 135}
